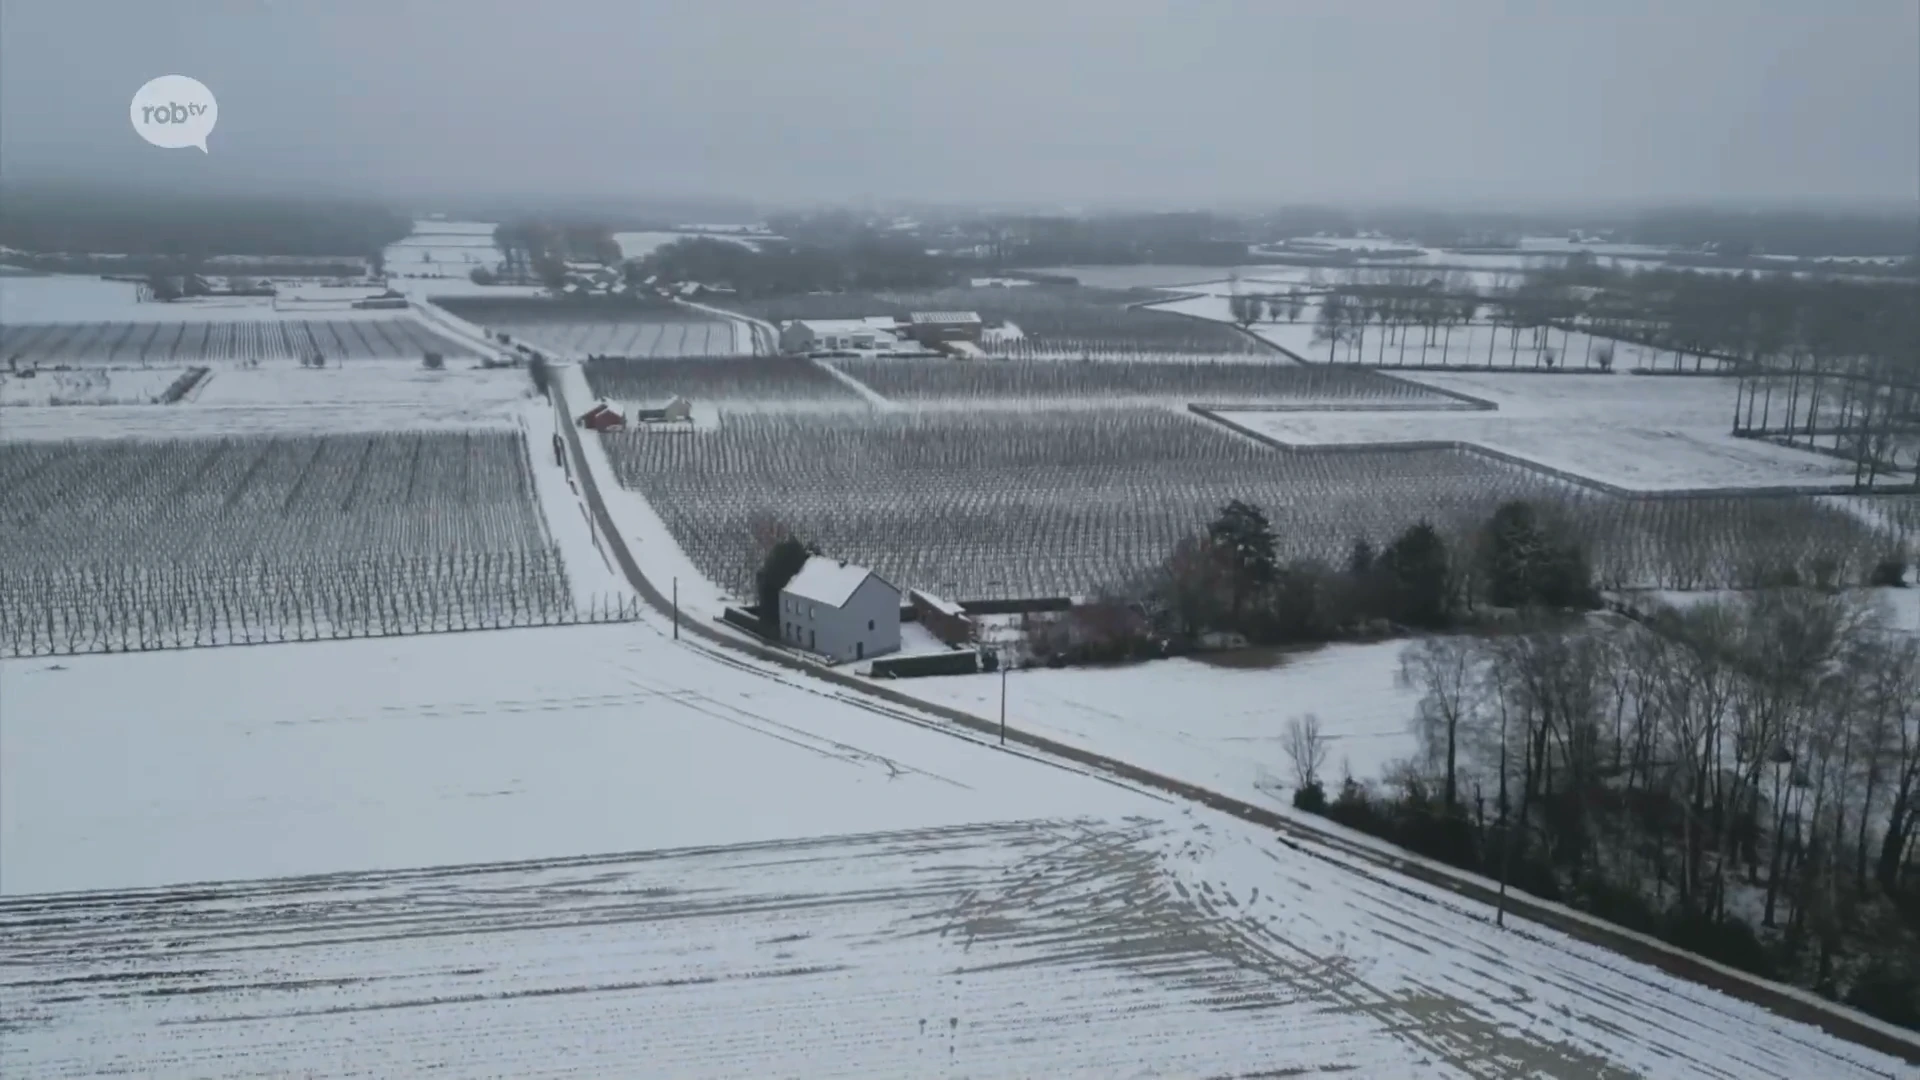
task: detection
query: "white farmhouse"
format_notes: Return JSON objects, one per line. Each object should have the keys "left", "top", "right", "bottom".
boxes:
{"left": 777, "top": 556, "right": 901, "bottom": 664}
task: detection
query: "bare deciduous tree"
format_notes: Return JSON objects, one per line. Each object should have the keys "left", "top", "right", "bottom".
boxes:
{"left": 1284, "top": 712, "right": 1328, "bottom": 791}
{"left": 1398, "top": 636, "right": 1485, "bottom": 812}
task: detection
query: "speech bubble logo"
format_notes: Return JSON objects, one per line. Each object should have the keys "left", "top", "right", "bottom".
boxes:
{"left": 130, "top": 75, "right": 218, "bottom": 153}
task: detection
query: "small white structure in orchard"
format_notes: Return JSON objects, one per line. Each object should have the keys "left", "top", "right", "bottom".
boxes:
{"left": 634, "top": 396, "right": 693, "bottom": 424}
{"left": 777, "top": 556, "right": 900, "bottom": 664}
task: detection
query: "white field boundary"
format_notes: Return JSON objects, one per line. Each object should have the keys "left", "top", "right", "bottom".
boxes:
{"left": 810, "top": 358, "right": 894, "bottom": 408}
{"left": 545, "top": 369, "right": 1920, "bottom": 1065}
{"left": 674, "top": 297, "right": 773, "bottom": 356}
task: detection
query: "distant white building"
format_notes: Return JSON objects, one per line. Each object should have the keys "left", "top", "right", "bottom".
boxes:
{"left": 779, "top": 318, "right": 904, "bottom": 356}
{"left": 778, "top": 556, "right": 901, "bottom": 664}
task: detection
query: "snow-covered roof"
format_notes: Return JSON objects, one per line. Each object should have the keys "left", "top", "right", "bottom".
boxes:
{"left": 908, "top": 588, "right": 965, "bottom": 617}
{"left": 783, "top": 556, "right": 895, "bottom": 608}
{"left": 794, "top": 318, "right": 896, "bottom": 335}
{"left": 909, "top": 311, "right": 982, "bottom": 325}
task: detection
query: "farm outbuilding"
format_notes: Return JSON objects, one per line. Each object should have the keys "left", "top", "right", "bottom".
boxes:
{"left": 906, "top": 311, "right": 983, "bottom": 346}
{"left": 578, "top": 402, "right": 625, "bottom": 431}
{"left": 779, "top": 318, "right": 903, "bottom": 356}
{"left": 778, "top": 556, "right": 900, "bottom": 664}
{"left": 908, "top": 588, "right": 974, "bottom": 647}
{"left": 634, "top": 396, "right": 694, "bottom": 424}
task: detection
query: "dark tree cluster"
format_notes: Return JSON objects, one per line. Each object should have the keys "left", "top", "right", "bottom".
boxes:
{"left": 0, "top": 184, "right": 410, "bottom": 260}
{"left": 489, "top": 221, "right": 624, "bottom": 286}
{"left": 1121, "top": 498, "right": 1598, "bottom": 657}
{"left": 1313, "top": 591, "right": 1920, "bottom": 1030}
{"left": 755, "top": 532, "right": 818, "bottom": 637}
{"left": 1624, "top": 207, "right": 1920, "bottom": 260}
{"left": 978, "top": 212, "right": 1254, "bottom": 267}
{"left": 637, "top": 236, "right": 959, "bottom": 297}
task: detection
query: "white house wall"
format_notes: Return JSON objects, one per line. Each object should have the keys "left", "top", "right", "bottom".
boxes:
{"left": 779, "top": 577, "right": 901, "bottom": 664}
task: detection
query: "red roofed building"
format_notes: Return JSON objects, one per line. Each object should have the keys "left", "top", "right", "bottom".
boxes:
{"left": 579, "top": 403, "right": 625, "bottom": 431}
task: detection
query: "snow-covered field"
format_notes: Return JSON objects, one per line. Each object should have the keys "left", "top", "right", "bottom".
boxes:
{"left": 481, "top": 317, "right": 745, "bottom": 358}
{"left": 0, "top": 363, "right": 534, "bottom": 440}
{"left": 1214, "top": 372, "right": 1903, "bottom": 492}
{"left": 0, "top": 366, "right": 183, "bottom": 407}
{"left": 0, "top": 400, "right": 521, "bottom": 440}
{"left": 0, "top": 316, "right": 477, "bottom": 367}
{"left": 887, "top": 642, "right": 1423, "bottom": 805}
{"left": 0, "top": 624, "right": 1130, "bottom": 895}
{"left": 0, "top": 274, "right": 399, "bottom": 324}
{"left": 4, "top": 621, "right": 1910, "bottom": 1078}
{"left": 382, "top": 219, "right": 505, "bottom": 281}
{"left": 191, "top": 363, "right": 529, "bottom": 410}
{"left": 1152, "top": 291, "right": 1708, "bottom": 371}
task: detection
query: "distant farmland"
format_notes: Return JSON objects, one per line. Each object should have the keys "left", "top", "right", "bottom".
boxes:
{"left": 434, "top": 297, "right": 746, "bottom": 357}
{"left": 723, "top": 285, "right": 1270, "bottom": 358}
{"left": 0, "top": 319, "right": 475, "bottom": 366}
{"left": 600, "top": 408, "right": 1888, "bottom": 600}
{"left": 0, "top": 432, "right": 603, "bottom": 656}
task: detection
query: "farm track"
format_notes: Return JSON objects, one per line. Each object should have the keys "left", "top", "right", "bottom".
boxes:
{"left": 550, "top": 374, "right": 1920, "bottom": 1068}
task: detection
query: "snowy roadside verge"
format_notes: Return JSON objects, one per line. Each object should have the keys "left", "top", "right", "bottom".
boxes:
{"left": 555, "top": 363, "right": 734, "bottom": 622}
{"left": 516, "top": 398, "right": 632, "bottom": 610}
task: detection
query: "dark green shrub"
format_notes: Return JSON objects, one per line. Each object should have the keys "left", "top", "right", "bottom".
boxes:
{"left": 1292, "top": 780, "right": 1326, "bottom": 814}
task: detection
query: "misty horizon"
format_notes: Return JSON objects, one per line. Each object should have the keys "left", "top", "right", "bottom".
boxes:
{"left": 1, "top": 0, "right": 1916, "bottom": 213}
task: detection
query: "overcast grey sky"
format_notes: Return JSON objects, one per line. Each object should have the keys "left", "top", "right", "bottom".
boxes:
{"left": 2, "top": 0, "right": 1914, "bottom": 209}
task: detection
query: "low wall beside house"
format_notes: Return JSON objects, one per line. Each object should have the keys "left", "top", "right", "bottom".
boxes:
{"left": 955, "top": 597, "right": 1074, "bottom": 616}
{"left": 870, "top": 650, "right": 980, "bottom": 678}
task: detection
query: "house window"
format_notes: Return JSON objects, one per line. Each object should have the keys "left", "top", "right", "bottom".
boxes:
{"left": 808, "top": 605, "right": 815, "bottom": 618}
{"left": 868, "top": 619, "right": 875, "bottom": 630}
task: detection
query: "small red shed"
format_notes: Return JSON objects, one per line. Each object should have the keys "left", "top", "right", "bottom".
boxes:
{"left": 579, "top": 403, "right": 625, "bottom": 431}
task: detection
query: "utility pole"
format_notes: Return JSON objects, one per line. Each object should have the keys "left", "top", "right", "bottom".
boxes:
{"left": 1497, "top": 701, "right": 1512, "bottom": 929}
{"left": 998, "top": 647, "right": 1009, "bottom": 746}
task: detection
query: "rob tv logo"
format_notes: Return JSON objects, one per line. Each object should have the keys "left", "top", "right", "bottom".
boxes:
{"left": 130, "top": 75, "right": 218, "bottom": 153}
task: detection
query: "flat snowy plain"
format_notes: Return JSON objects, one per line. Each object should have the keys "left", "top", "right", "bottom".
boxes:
{"left": 4, "top": 624, "right": 1911, "bottom": 1079}
{"left": 0, "top": 365, "right": 182, "bottom": 406}
{"left": 889, "top": 642, "right": 1424, "bottom": 807}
